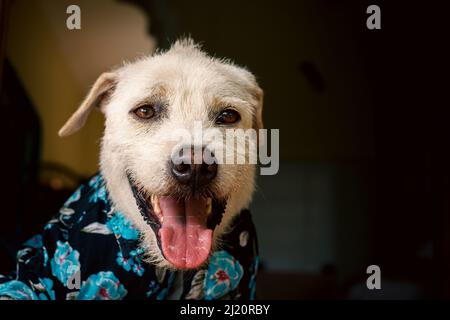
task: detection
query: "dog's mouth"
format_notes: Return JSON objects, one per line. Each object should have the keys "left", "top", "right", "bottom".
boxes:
{"left": 127, "top": 174, "right": 226, "bottom": 269}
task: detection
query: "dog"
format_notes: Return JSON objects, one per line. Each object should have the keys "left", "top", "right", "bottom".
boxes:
{"left": 0, "top": 38, "right": 263, "bottom": 300}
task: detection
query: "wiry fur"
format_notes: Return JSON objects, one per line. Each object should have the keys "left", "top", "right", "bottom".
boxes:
{"left": 59, "top": 38, "right": 263, "bottom": 270}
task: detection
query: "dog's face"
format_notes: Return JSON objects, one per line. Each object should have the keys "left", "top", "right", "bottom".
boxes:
{"left": 59, "top": 39, "right": 263, "bottom": 270}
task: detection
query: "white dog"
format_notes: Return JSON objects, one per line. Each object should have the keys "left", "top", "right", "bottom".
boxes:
{"left": 0, "top": 39, "right": 263, "bottom": 300}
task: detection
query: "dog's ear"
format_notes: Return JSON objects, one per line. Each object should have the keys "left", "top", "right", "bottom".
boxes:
{"left": 58, "top": 72, "right": 117, "bottom": 137}
{"left": 253, "top": 86, "right": 264, "bottom": 131}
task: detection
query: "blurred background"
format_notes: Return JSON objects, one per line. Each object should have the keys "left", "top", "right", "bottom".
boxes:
{"left": 0, "top": 0, "right": 448, "bottom": 299}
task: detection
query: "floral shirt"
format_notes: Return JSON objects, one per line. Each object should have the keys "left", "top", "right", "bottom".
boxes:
{"left": 0, "top": 174, "right": 259, "bottom": 300}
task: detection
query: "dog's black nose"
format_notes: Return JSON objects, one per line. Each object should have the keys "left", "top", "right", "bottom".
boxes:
{"left": 170, "top": 146, "right": 217, "bottom": 187}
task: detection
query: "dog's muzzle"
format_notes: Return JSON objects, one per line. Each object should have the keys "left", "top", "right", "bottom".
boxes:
{"left": 126, "top": 145, "right": 226, "bottom": 269}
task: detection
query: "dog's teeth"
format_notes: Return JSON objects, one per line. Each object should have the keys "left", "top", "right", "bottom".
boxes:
{"left": 206, "top": 198, "right": 212, "bottom": 215}
{"left": 150, "top": 195, "right": 164, "bottom": 223}
{"left": 151, "top": 195, "right": 161, "bottom": 215}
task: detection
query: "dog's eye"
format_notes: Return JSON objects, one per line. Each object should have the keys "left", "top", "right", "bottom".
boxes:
{"left": 134, "top": 105, "right": 155, "bottom": 119}
{"left": 216, "top": 109, "right": 240, "bottom": 125}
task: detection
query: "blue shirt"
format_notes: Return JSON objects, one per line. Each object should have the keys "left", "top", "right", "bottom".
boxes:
{"left": 0, "top": 174, "right": 259, "bottom": 300}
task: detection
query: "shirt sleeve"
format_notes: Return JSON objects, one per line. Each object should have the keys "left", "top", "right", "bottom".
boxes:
{"left": 0, "top": 185, "right": 87, "bottom": 300}
{"left": 0, "top": 233, "right": 55, "bottom": 300}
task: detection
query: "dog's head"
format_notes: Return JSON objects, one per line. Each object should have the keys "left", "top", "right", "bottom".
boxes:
{"left": 59, "top": 39, "right": 263, "bottom": 270}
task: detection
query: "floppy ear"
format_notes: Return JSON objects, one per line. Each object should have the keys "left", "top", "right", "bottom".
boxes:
{"left": 58, "top": 72, "right": 117, "bottom": 137}
{"left": 253, "top": 86, "right": 264, "bottom": 131}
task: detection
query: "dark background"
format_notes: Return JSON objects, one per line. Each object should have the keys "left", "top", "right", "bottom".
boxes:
{"left": 1, "top": 0, "right": 449, "bottom": 299}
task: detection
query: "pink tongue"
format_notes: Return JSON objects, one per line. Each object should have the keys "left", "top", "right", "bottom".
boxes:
{"left": 158, "top": 196, "right": 212, "bottom": 269}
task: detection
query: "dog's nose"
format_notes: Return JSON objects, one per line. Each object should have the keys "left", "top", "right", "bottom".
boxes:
{"left": 170, "top": 146, "right": 218, "bottom": 187}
